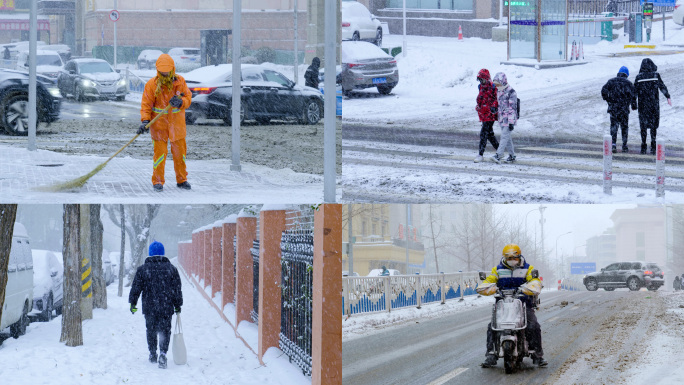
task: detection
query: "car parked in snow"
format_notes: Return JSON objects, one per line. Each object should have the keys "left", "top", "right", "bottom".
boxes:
{"left": 342, "top": 1, "right": 383, "bottom": 46}
{"left": 339, "top": 41, "right": 398, "bottom": 97}
{"left": 168, "top": 47, "right": 201, "bottom": 71}
{"left": 674, "top": 0, "right": 684, "bottom": 26}
{"left": 102, "top": 251, "right": 115, "bottom": 286}
{"left": 15, "top": 49, "right": 64, "bottom": 83}
{"left": 0, "top": 223, "right": 33, "bottom": 340}
{"left": 42, "top": 44, "right": 72, "bottom": 62}
{"left": 184, "top": 64, "right": 324, "bottom": 125}
{"left": 57, "top": 58, "right": 127, "bottom": 101}
{"left": 583, "top": 261, "right": 665, "bottom": 291}
{"left": 31, "top": 249, "right": 64, "bottom": 322}
{"left": 0, "top": 68, "right": 62, "bottom": 135}
{"left": 137, "top": 49, "right": 164, "bottom": 70}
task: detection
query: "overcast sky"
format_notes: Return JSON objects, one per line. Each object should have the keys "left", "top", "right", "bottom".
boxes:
{"left": 497, "top": 204, "right": 637, "bottom": 260}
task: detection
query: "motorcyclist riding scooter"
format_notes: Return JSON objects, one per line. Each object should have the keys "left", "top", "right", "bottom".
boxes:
{"left": 477, "top": 244, "right": 548, "bottom": 369}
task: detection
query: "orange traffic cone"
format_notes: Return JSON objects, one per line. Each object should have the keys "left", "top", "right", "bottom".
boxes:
{"left": 458, "top": 25, "right": 463, "bottom": 41}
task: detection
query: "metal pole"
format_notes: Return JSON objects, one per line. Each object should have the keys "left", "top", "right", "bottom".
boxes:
{"left": 231, "top": 0, "right": 242, "bottom": 172}
{"left": 348, "top": 204, "right": 353, "bottom": 275}
{"left": 603, "top": 134, "right": 613, "bottom": 195}
{"left": 405, "top": 204, "right": 410, "bottom": 274}
{"left": 114, "top": 0, "right": 117, "bottom": 69}
{"left": 28, "top": 0, "right": 37, "bottom": 151}
{"left": 539, "top": 205, "right": 546, "bottom": 264}
{"left": 293, "top": 0, "right": 298, "bottom": 84}
{"left": 402, "top": 0, "right": 407, "bottom": 57}
{"left": 663, "top": 11, "right": 665, "bottom": 41}
{"left": 499, "top": 0, "right": 503, "bottom": 27}
{"left": 656, "top": 138, "right": 665, "bottom": 197}
{"left": 323, "top": 0, "right": 336, "bottom": 202}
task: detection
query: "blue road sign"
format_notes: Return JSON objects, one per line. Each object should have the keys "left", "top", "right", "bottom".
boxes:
{"left": 642, "top": 0, "right": 675, "bottom": 7}
{"left": 571, "top": 262, "right": 596, "bottom": 275}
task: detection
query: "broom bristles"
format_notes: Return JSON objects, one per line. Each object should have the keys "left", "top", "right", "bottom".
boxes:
{"left": 39, "top": 162, "right": 108, "bottom": 192}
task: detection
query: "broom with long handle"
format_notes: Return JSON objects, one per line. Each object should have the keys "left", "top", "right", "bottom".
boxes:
{"left": 42, "top": 104, "right": 172, "bottom": 192}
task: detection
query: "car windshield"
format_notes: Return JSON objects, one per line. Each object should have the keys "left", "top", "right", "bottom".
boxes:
{"left": 80, "top": 62, "right": 113, "bottom": 74}
{"left": 37, "top": 55, "right": 62, "bottom": 66}
{"left": 183, "top": 49, "right": 200, "bottom": 55}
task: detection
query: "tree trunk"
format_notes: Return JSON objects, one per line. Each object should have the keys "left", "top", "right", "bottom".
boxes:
{"left": 118, "top": 204, "right": 125, "bottom": 298}
{"left": 91, "top": 205, "right": 107, "bottom": 309}
{"left": 0, "top": 205, "right": 18, "bottom": 326}
{"left": 61, "top": 204, "right": 83, "bottom": 346}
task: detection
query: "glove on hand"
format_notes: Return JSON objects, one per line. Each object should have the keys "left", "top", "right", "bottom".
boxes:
{"left": 509, "top": 124, "right": 514, "bottom": 131}
{"left": 520, "top": 280, "right": 542, "bottom": 296}
{"left": 175, "top": 307, "right": 181, "bottom": 314}
{"left": 137, "top": 120, "right": 150, "bottom": 135}
{"left": 169, "top": 95, "right": 183, "bottom": 108}
{"left": 667, "top": 98, "right": 672, "bottom": 106}
{"left": 130, "top": 304, "right": 137, "bottom": 314}
{"left": 476, "top": 282, "right": 497, "bottom": 296}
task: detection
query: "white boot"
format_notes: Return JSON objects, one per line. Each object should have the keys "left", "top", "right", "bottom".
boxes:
{"left": 474, "top": 155, "right": 484, "bottom": 163}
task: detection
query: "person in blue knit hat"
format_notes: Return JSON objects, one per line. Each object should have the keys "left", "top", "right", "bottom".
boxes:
{"left": 601, "top": 66, "right": 637, "bottom": 153}
{"left": 129, "top": 241, "right": 183, "bottom": 369}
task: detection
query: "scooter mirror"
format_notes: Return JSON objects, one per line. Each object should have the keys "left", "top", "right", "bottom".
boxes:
{"left": 479, "top": 271, "right": 487, "bottom": 280}
{"left": 531, "top": 269, "right": 539, "bottom": 279}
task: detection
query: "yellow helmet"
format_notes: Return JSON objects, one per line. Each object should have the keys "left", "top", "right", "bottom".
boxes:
{"left": 502, "top": 244, "right": 521, "bottom": 258}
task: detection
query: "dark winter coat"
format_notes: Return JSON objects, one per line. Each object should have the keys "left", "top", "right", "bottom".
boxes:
{"left": 634, "top": 58, "right": 670, "bottom": 126}
{"left": 601, "top": 73, "right": 636, "bottom": 118}
{"left": 129, "top": 256, "right": 183, "bottom": 316}
{"left": 304, "top": 57, "right": 321, "bottom": 89}
{"left": 476, "top": 69, "right": 498, "bottom": 122}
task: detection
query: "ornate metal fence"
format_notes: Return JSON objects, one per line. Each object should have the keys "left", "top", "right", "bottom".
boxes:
{"left": 280, "top": 229, "right": 314, "bottom": 377}
{"left": 342, "top": 272, "right": 482, "bottom": 316}
{"left": 251, "top": 240, "right": 260, "bottom": 324}
{"left": 233, "top": 235, "right": 237, "bottom": 303}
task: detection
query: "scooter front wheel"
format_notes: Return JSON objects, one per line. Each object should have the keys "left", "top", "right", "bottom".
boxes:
{"left": 502, "top": 340, "right": 516, "bottom": 374}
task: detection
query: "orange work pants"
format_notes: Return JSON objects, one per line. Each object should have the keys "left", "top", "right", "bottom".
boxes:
{"left": 152, "top": 138, "right": 188, "bottom": 186}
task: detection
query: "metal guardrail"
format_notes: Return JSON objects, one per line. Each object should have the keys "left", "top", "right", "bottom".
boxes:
{"left": 125, "top": 68, "right": 147, "bottom": 94}
{"left": 560, "top": 277, "right": 586, "bottom": 291}
{"left": 251, "top": 239, "right": 260, "bottom": 325}
{"left": 342, "top": 272, "right": 481, "bottom": 316}
{"left": 233, "top": 235, "right": 237, "bottom": 304}
{"left": 280, "top": 229, "right": 314, "bottom": 377}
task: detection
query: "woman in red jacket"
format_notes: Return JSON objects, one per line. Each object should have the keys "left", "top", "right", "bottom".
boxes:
{"left": 474, "top": 69, "right": 499, "bottom": 163}
{"left": 138, "top": 54, "right": 192, "bottom": 191}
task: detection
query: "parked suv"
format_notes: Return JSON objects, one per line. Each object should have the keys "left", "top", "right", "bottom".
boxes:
{"left": 0, "top": 223, "right": 34, "bottom": 340}
{"left": 583, "top": 261, "right": 665, "bottom": 291}
{"left": 31, "top": 249, "right": 64, "bottom": 322}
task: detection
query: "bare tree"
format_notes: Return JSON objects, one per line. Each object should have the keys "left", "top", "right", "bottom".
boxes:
{"left": 0, "top": 204, "right": 18, "bottom": 325}
{"left": 90, "top": 205, "right": 107, "bottom": 309}
{"left": 425, "top": 204, "right": 447, "bottom": 273}
{"left": 61, "top": 204, "right": 83, "bottom": 346}
{"left": 118, "top": 204, "right": 125, "bottom": 297}
{"left": 104, "top": 204, "right": 160, "bottom": 284}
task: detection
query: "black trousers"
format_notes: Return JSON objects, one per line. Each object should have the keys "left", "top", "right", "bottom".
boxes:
{"left": 486, "top": 306, "right": 543, "bottom": 358}
{"left": 145, "top": 313, "right": 172, "bottom": 354}
{"left": 609, "top": 114, "right": 629, "bottom": 147}
{"left": 478, "top": 121, "right": 499, "bottom": 156}
{"left": 638, "top": 115, "right": 659, "bottom": 147}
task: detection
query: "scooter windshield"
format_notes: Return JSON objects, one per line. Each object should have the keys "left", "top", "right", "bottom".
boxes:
{"left": 494, "top": 299, "right": 526, "bottom": 330}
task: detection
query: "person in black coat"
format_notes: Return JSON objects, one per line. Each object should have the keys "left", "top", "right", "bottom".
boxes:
{"left": 304, "top": 57, "right": 321, "bottom": 89}
{"left": 129, "top": 241, "right": 183, "bottom": 369}
{"left": 634, "top": 58, "right": 671, "bottom": 155}
{"left": 601, "top": 66, "right": 637, "bottom": 153}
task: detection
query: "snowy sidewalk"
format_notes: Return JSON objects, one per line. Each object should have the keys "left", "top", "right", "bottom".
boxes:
{"left": 0, "top": 257, "right": 309, "bottom": 385}
{"left": 0, "top": 145, "right": 324, "bottom": 203}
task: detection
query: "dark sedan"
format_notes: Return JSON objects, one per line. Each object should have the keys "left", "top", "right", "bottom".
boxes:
{"left": 57, "top": 58, "right": 127, "bottom": 102}
{"left": 340, "top": 40, "right": 398, "bottom": 97}
{"left": 0, "top": 69, "right": 61, "bottom": 135}
{"left": 185, "top": 64, "right": 324, "bottom": 125}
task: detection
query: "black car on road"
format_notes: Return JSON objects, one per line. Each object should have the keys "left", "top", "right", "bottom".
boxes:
{"left": 184, "top": 64, "right": 324, "bottom": 125}
{"left": 583, "top": 261, "right": 665, "bottom": 291}
{"left": 0, "top": 69, "right": 61, "bottom": 135}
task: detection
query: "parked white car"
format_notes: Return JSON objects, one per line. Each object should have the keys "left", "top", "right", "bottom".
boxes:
{"left": 674, "top": 1, "right": 684, "bottom": 26}
{"left": 42, "top": 44, "right": 72, "bottom": 62}
{"left": 15, "top": 49, "right": 64, "bottom": 83}
{"left": 0, "top": 223, "right": 33, "bottom": 339}
{"left": 31, "top": 249, "right": 64, "bottom": 321}
{"left": 168, "top": 47, "right": 201, "bottom": 71}
{"left": 342, "top": 1, "right": 383, "bottom": 46}
{"left": 137, "top": 49, "right": 164, "bottom": 70}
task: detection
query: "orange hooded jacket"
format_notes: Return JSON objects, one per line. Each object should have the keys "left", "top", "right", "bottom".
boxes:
{"left": 140, "top": 54, "right": 192, "bottom": 143}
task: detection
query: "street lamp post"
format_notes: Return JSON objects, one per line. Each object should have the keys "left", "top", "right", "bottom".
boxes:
{"left": 556, "top": 231, "right": 572, "bottom": 278}
{"left": 524, "top": 208, "right": 537, "bottom": 241}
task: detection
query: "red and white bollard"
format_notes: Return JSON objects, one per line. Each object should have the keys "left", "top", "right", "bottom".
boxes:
{"left": 603, "top": 134, "right": 613, "bottom": 195}
{"left": 458, "top": 25, "right": 463, "bottom": 41}
{"left": 656, "top": 138, "right": 665, "bottom": 197}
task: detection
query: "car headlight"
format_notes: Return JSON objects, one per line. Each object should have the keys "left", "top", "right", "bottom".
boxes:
{"left": 80, "top": 79, "right": 95, "bottom": 87}
{"left": 117, "top": 78, "right": 126, "bottom": 87}
{"left": 48, "top": 87, "right": 61, "bottom": 98}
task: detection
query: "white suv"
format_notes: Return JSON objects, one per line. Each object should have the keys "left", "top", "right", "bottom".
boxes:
{"left": 342, "top": 1, "right": 383, "bottom": 46}
{"left": 1, "top": 223, "right": 34, "bottom": 339}
{"left": 168, "top": 47, "right": 201, "bottom": 71}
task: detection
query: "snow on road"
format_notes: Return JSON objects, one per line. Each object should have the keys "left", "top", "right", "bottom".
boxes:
{"left": 0, "top": 257, "right": 309, "bottom": 385}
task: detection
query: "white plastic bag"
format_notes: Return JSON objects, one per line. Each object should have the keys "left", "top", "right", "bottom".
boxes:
{"left": 172, "top": 313, "right": 187, "bottom": 365}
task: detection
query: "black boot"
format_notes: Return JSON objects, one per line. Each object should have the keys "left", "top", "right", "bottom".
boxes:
{"left": 158, "top": 352, "right": 167, "bottom": 369}
{"left": 481, "top": 354, "right": 498, "bottom": 368}
{"left": 650, "top": 142, "right": 656, "bottom": 155}
{"left": 153, "top": 184, "right": 163, "bottom": 191}
{"left": 611, "top": 143, "right": 617, "bottom": 153}
{"left": 622, "top": 144, "right": 628, "bottom": 153}
{"left": 149, "top": 352, "right": 157, "bottom": 363}
{"left": 177, "top": 181, "right": 192, "bottom": 190}
{"left": 640, "top": 143, "right": 647, "bottom": 154}
{"left": 533, "top": 355, "right": 548, "bottom": 367}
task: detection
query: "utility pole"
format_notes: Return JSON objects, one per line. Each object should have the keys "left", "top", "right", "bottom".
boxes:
{"left": 539, "top": 205, "right": 547, "bottom": 264}
{"left": 348, "top": 204, "right": 353, "bottom": 275}
{"left": 405, "top": 204, "right": 410, "bottom": 274}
